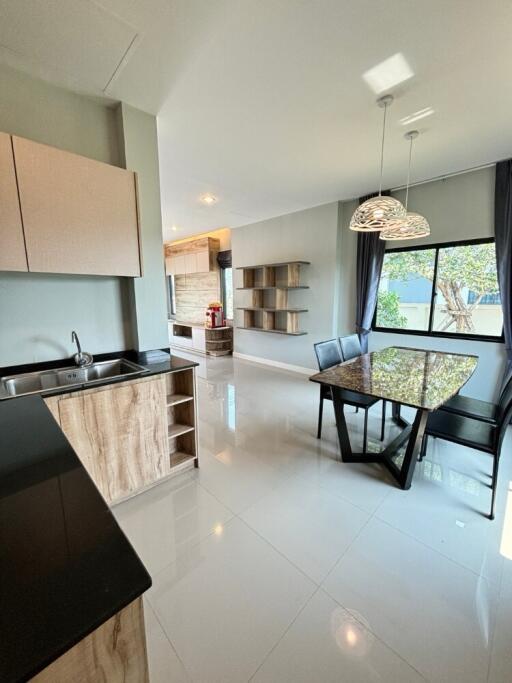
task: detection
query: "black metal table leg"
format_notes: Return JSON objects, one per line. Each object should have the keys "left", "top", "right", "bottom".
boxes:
{"left": 392, "top": 401, "right": 401, "bottom": 421}
{"left": 331, "top": 387, "right": 428, "bottom": 490}
{"left": 381, "top": 408, "right": 428, "bottom": 489}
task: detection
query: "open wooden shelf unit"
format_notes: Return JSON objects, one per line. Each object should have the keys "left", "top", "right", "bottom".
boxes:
{"left": 170, "top": 322, "right": 233, "bottom": 356}
{"left": 165, "top": 368, "right": 197, "bottom": 469}
{"left": 205, "top": 326, "right": 233, "bottom": 356}
{"left": 236, "top": 260, "right": 309, "bottom": 335}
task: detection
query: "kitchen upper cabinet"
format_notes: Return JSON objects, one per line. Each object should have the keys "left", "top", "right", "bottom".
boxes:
{"left": 0, "top": 132, "right": 28, "bottom": 272}
{"left": 12, "top": 136, "right": 141, "bottom": 277}
{"left": 195, "top": 250, "right": 210, "bottom": 273}
{"left": 184, "top": 252, "right": 197, "bottom": 274}
{"left": 174, "top": 254, "right": 186, "bottom": 275}
{"left": 164, "top": 237, "right": 220, "bottom": 276}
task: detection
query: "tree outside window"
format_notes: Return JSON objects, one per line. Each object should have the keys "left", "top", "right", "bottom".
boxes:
{"left": 375, "top": 240, "right": 503, "bottom": 339}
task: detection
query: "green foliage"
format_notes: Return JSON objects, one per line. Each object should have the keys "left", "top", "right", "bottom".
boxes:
{"left": 379, "top": 243, "right": 500, "bottom": 333}
{"left": 381, "top": 244, "right": 499, "bottom": 296}
{"left": 376, "top": 291, "right": 407, "bottom": 328}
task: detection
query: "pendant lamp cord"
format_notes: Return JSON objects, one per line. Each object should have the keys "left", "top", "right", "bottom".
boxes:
{"left": 405, "top": 134, "right": 413, "bottom": 210}
{"left": 378, "top": 100, "right": 388, "bottom": 196}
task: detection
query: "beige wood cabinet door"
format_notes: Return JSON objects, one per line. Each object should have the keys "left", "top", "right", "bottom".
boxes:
{"left": 174, "top": 254, "right": 186, "bottom": 275}
{"left": 0, "top": 132, "right": 28, "bottom": 272}
{"left": 184, "top": 252, "right": 197, "bottom": 274}
{"left": 195, "top": 250, "right": 210, "bottom": 273}
{"left": 32, "top": 599, "right": 149, "bottom": 683}
{"left": 12, "top": 136, "right": 141, "bottom": 277}
{"left": 57, "top": 377, "right": 169, "bottom": 504}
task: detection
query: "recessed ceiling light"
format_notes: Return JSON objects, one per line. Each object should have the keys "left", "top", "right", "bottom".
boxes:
{"left": 362, "top": 53, "right": 413, "bottom": 94}
{"left": 400, "top": 107, "right": 435, "bottom": 126}
{"left": 200, "top": 193, "right": 217, "bottom": 206}
{"left": 171, "top": 225, "right": 178, "bottom": 231}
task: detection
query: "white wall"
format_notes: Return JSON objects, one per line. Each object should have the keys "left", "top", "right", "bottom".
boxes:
{"left": 370, "top": 166, "right": 506, "bottom": 401}
{"left": 232, "top": 203, "right": 340, "bottom": 370}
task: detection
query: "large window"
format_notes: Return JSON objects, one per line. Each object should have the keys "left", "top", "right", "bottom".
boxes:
{"left": 221, "top": 267, "right": 233, "bottom": 320}
{"left": 374, "top": 238, "right": 503, "bottom": 341}
{"left": 167, "top": 275, "right": 176, "bottom": 319}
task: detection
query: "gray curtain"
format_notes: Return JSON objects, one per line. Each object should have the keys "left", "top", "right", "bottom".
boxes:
{"left": 355, "top": 193, "right": 386, "bottom": 353}
{"left": 217, "top": 249, "right": 232, "bottom": 269}
{"left": 495, "top": 161, "right": 512, "bottom": 384}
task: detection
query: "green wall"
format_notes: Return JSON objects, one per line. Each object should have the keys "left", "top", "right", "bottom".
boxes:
{"left": 0, "top": 63, "right": 120, "bottom": 165}
{"left": 0, "top": 64, "right": 167, "bottom": 365}
{"left": 117, "top": 103, "right": 169, "bottom": 351}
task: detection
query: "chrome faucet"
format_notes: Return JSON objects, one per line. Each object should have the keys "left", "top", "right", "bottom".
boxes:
{"left": 71, "top": 331, "right": 93, "bottom": 368}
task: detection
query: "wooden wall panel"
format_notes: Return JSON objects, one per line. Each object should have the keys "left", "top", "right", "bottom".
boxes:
{"left": 174, "top": 271, "right": 220, "bottom": 323}
{"left": 32, "top": 598, "right": 149, "bottom": 683}
{"left": 13, "top": 136, "right": 141, "bottom": 277}
{"left": 0, "top": 132, "right": 28, "bottom": 272}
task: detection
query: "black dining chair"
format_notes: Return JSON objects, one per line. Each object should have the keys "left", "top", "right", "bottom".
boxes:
{"left": 338, "top": 333, "right": 362, "bottom": 361}
{"left": 339, "top": 334, "right": 363, "bottom": 413}
{"left": 339, "top": 333, "right": 387, "bottom": 435}
{"left": 420, "top": 379, "right": 512, "bottom": 520}
{"left": 314, "top": 339, "right": 385, "bottom": 451}
{"left": 437, "top": 374, "right": 512, "bottom": 425}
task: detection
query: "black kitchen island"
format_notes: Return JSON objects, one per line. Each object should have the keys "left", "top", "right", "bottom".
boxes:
{"left": 0, "top": 394, "right": 151, "bottom": 682}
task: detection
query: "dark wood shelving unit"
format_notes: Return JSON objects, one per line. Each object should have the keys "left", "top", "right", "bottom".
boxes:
{"left": 236, "top": 260, "right": 310, "bottom": 335}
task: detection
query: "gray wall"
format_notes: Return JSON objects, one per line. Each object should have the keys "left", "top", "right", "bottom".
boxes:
{"left": 369, "top": 167, "right": 505, "bottom": 401}
{"left": 232, "top": 202, "right": 340, "bottom": 369}
{"left": 232, "top": 167, "right": 505, "bottom": 399}
{"left": 117, "top": 103, "right": 169, "bottom": 352}
{"left": 0, "top": 64, "right": 130, "bottom": 366}
{"left": 336, "top": 199, "right": 358, "bottom": 338}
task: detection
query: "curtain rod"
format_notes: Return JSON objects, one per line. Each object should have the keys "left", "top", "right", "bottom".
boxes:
{"left": 389, "top": 160, "right": 497, "bottom": 193}
{"left": 344, "top": 158, "right": 500, "bottom": 203}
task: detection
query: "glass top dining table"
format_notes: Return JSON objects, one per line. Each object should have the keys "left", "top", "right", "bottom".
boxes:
{"left": 309, "top": 346, "right": 478, "bottom": 489}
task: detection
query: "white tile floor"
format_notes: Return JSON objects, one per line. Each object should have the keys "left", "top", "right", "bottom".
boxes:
{"left": 114, "top": 354, "right": 512, "bottom": 683}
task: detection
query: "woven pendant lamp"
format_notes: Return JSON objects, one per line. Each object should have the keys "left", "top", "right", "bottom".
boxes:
{"left": 349, "top": 95, "right": 406, "bottom": 232}
{"left": 380, "top": 130, "right": 430, "bottom": 240}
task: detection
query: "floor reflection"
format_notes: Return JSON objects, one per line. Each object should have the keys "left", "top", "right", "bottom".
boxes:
{"left": 331, "top": 607, "right": 374, "bottom": 658}
{"left": 226, "top": 383, "right": 236, "bottom": 432}
{"left": 500, "top": 481, "right": 512, "bottom": 560}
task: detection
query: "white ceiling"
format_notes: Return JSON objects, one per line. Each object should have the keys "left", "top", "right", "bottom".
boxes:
{"left": 2, "top": 0, "right": 512, "bottom": 240}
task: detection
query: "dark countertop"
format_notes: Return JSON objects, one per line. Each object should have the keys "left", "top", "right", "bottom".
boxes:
{"left": 310, "top": 346, "right": 478, "bottom": 410}
{"left": 0, "top": 350, "right": 198, "bottom": 682}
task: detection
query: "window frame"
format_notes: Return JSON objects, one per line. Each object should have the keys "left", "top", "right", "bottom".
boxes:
{"left": 220, "top": 266, "right": 234, "bottom": 321}
{"left": 167, "top": 274, "right": 176, "bottom": 320}
{"left": 372, "top": 237, "right": 504, "bottom": 343}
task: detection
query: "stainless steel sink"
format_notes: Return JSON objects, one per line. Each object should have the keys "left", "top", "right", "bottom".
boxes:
{"left": 0, "top": 359, "right": 147, "bottom": 398}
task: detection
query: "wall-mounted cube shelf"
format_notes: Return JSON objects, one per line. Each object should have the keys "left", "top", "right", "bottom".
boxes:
{"left": 236, "top": 261, "right": 310, "bottom": 335}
